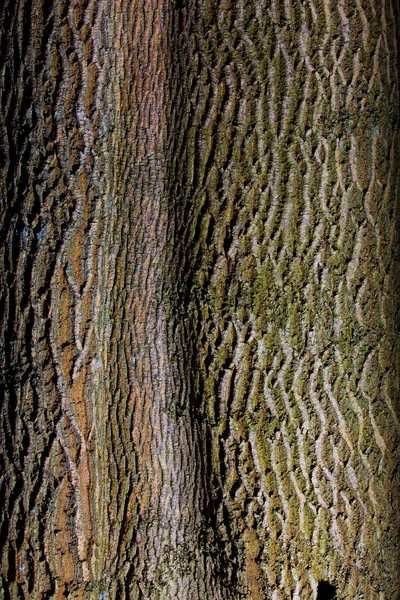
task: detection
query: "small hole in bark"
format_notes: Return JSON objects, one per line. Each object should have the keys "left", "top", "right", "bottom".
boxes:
{"left": 317, "top": 581, "right": 336, "bottom": 599}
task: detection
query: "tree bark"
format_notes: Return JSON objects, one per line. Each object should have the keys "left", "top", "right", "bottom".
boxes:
{"left": 0, "top": 0, "right": 399, "bottom": 599}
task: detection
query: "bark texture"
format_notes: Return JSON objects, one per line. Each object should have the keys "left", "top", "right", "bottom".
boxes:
{"left": 0, "top": 0, "right": 399, "bottom": 599}
{"left": 175, "top": 1, "right": 400, "bottom": 598}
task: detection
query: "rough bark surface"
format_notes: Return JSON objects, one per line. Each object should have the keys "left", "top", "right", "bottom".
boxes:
{"left": 175, "top": 0, "right": 400, "bottom": 598}
{"left": 0, "top": 0, "right": 399, "bottom": 599}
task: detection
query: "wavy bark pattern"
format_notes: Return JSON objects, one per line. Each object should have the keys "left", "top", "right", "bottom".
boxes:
{"left": 0, "top": 0, "right": 399, "bottom": 598}
{"left": 176, "top": 0, "right": 400, "bottom": 598}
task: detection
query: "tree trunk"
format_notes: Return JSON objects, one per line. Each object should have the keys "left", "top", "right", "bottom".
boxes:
{"left": 0, "top": 0, "right": 399, "bottom": 599}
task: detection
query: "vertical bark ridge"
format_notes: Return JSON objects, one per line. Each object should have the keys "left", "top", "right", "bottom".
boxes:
{"left": 108, "top": 2, "right": 224, "bottom": 597}
{"left": 176, "top": 0, "right": 400, "bottom": 597}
